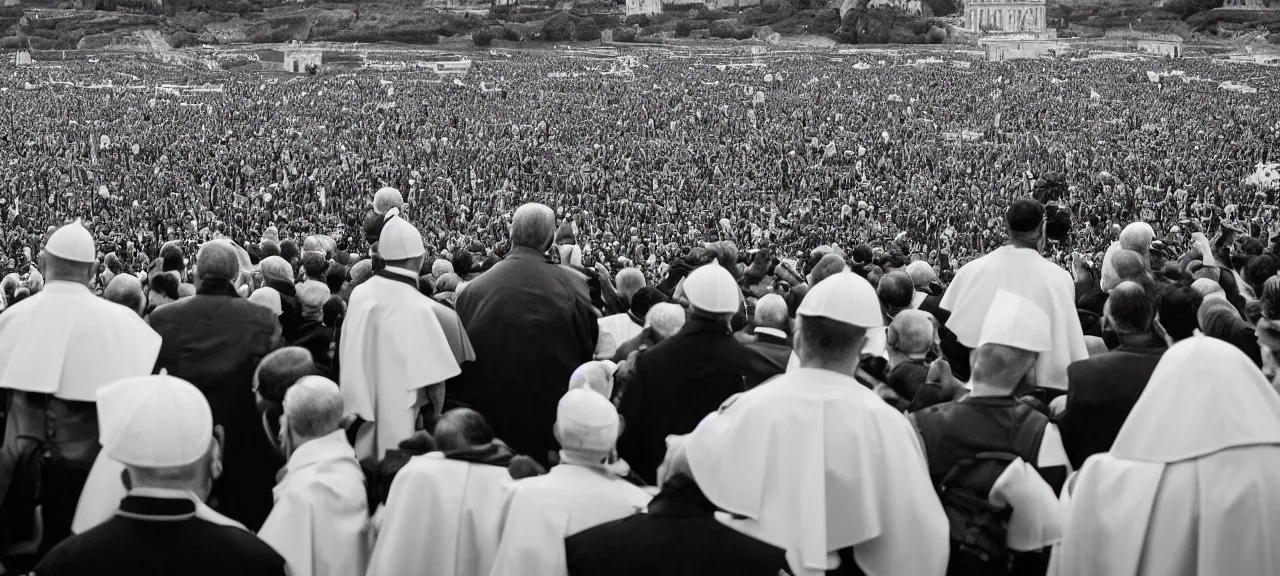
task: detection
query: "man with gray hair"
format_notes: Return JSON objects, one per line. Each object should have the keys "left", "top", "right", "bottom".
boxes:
{"left": 151, "top": 239, "right": 282, "bottom": 530}
{"left": 260, "top": 376, "right": 368, "bottom": 576}
{"left": 455, "top": 202, "right": 598, "bottom": 465}
{"left": 744, "top": 293, "right": 791, "bottom": 373}
{"left": 595, "top": 268, "right": 649, "bottom": 359}
{"left": 104, "top": 273, "right": 146, "bottom": 317}
{"left": 292, "top": 281, "right": 335, "bottom": 374}
{"left": 260, "top": 255, "right": 302, "bottom": 342}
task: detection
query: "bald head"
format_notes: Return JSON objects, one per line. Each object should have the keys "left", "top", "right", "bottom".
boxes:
{"left": 1105, "top": 281, "right": 1153, "bottom": 335}
{"left": 808, "top": 253, "right": 847, "bottom": 286}
{"left": 104, "top": 273, "right": 144, "bottom": 316}
{"left": 1118, "top": 222, "right": 1154, "bottom": 253}
{"left": 753, "top": 294, "right": 789, "bottom": 332}
{"left": 260, "top": 256, "right": 294, "bottom": 284}
{"left": 615, "top": 268, "right": 646, "bottom": 303}
{"left": 282, "top": 376, "right": 344, "bottom": 440}
{"left": 510, "top": 203, "right": 556, "bottom": 251}
{"left": 1111, "top": 249, "right": 1147, "bottom": 281}
{"left": 433, "top": 408, "right": 494, "bottom": 453}
{"left": 296, "top": 280, "right": 330, "bottom": 321}
{"left": 196, "top": 240, "right": 241, "bottom": 283}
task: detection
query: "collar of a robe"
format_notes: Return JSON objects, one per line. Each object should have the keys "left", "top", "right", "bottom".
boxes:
{"left": 754, "top": 327, "right": 788, "bottom": 340}
{"left": 284, "top": 430, "right": 358, "bottom": 475}
{"left": 118, "top": 487, "right": 245, "bottom": 529}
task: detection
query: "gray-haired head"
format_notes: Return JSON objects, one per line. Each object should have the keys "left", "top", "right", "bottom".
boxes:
{"left": 373, "top": 187, "right": 404, "bottom": 216}
{"left": 283, "top": 376, "right": 344, "bottom": 441}
{"left": 104, "top": 273, "right": 145, "bottom": 317}
{"left": 196, "top": 240, "right": 241, "bottom": 283}
{"left": 753, "top": 293, "right": 789, "bottom": 333}
{"left": 510, "top": 203, "right": 556, "bottom": 251}
{"left": 646, "top": 302, "right": 687, "bottom": 340}
{"left": 260, "top": 256, "right": 294, "bottom": 284}
{"left": 296, "top": 280, "right": 330, "bottom": 321}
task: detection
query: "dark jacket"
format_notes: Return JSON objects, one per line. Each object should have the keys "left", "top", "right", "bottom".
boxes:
{"left": 743, "top": 330, "right": 792, "bottom": 375}
{"left": 452, "top": 246, "right": 599, "bottom": 466}
{"left": 566, "top": 475, "right": 792, "bottom": 576}
{"left": 148, "top": 282, "right": 282, "bottom": 531}
{"left": 291, "top": 319, "right": 335, "bottom": 378}
{"left": 618, "top": 315, "right": 779, "bottom": 484}
{"left": 265, "top": 278, "right": 302, "bottom": 343}
{"left": 34, "top": 494, "right": 286, "bottom": 576}
{"left": 1061, "top": 342, "right": 1166, "bottom": 469}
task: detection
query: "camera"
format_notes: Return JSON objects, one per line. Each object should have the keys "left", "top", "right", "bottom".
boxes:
{"left": 1044, "top": 202, "right": 1072, "bottom": 242}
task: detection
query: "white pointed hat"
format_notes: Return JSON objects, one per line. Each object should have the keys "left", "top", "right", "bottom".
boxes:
{"left": 977, "top": 289, "right": 1052, "bottom": 352}
{"left": 97, "top": 372, "right": 214, "bottom": 468}
{"left": 46, "top": 219, "right": 96, "bottom": 263}
{"left": 797, "top": 271, "right": 883, "bottom": 328}
{"left": 379, "top": 216, "right": 425, "bottom": 260}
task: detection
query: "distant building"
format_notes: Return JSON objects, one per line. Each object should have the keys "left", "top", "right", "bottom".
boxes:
{"left": 966, "top": 0, "right": 1047, "bottom": 34}
{"left": 283, "top": 49, "right": 322, "bottom": 74}
{"left": 14, "top": 50, "right": 32, "bottom": 67}
{"left": 1137, "top": 39, "right": 1183, "bottom": 58}
{"left": 865, "top": 0, "right": 923, "bottom": 15}
{"left": 425, "top": 60, "right": 473, "bottom": 75}
{"left": 984, "top": 39, "right": 1066, "bottom": 61}
{"left": 1223, "top": 0, "right": 1279, "bottom": 8}
{"left": 626, "top": 0, "right": 662, "bottom": 15}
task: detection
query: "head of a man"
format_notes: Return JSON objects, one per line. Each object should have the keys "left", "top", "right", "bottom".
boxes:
{"left": 905, "top": 260, "right": 938, "bottom": 293}
{"left": 42, "top": 220, "right": 97, "bottom": 285}
{"left": 195, "top": 240, "right": 241, "bottom": 289}
{"left": 794, "top": 272, "right": 882, "bottom": 375}
{"left": 280, "top": 376, "right": 344, "bottom": 458}
{"left": 887, "top": 309, "right": 936, "bottom": 363}
{"left": 553, "top": 389, "right": 621, "bottom": 463}
{"left": 433, "top": 408, "right": 496, "bottom": 453}
{"left": 1105, "top": 281, "right": 1154, "bottom": 336}
{"left": 102, "top": 375, "right": 223, "bottom": 502}
{"left": 614, "top": 268, "right": 647, "bottom": 305}
{"left": 510, "top": 203, "right": 556, "bottom": 252}
{"left": 378, "top": 217, "right": 426, "bottom": 275}
{"left": 373, "top": 187, "right": 404, "bottom": 216}
{"left": 1005, "top": 198, "right": 1045, "bottom": 250}
{"left": 569, "top": 360, "right": 617, "bottom": 399}
{"left": 753, "top": 293, "right": 790, "bottom": 335}
{"left": 104, "top": 273, "right": 145, "bottom": 317}
{"left": 877, "top": 271, "right": 915, "bottom": 319}
{"left": 969, "top": 290, "right": 1052, "bottom": 395}
{"left": 253, "top": 347, "right": 318, "bottom": 449}
{"left": 1158, "top": 283, "right": 1204, "bottom": 343}
{"left": 646, "top": 302, "right": 687, "bottom": 340}
{"left": 683, "top": 263, "right": 740, "bottom": 327}
{"left": 628, "top": 286, "right": 668, "bottom": 321}
{"left": 807, "top": 253, "right": 848, "bottom": 286}
{"left": 296, "top": 280, "right": 330, "bottom": 322}
{"left": 259, "top": 256, "right": 294, "bottom": 286}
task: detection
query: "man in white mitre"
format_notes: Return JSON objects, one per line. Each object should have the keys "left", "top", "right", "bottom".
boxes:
{"left": 259, "top": 376, "right": 368, "bottom": 576}
{"left": 488, "top": 388, "right": 652, "bottom": 576}
{"left": 685, "top": 271, "right": 949, "bottom": 576}
{"left": 0, "top": 219, "right": 162, "bottom": 554}
{"left": 1050, "top": 336, "right": 1280, "bottom": 576}
{"left": 940, "top": 197, "right": 1086, "bottom": 393}
{"left": 340, "top": 215, "right": 461, "bottom": 460}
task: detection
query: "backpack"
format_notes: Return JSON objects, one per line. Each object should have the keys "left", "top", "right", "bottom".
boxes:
{"left": 937, "top": 451, "right": 1019, "bottom": 576}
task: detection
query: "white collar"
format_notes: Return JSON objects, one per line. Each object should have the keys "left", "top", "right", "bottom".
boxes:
{"left": 285, "top": 430, "right": 357, "bottom": 474}
{"left": 380, "top": 266, "right": 417, "bottom": 280}
{"left": 755, "top": 327, "right": 788, "bottom": 340}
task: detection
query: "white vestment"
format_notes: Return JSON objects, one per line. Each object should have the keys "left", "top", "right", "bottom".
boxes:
{"left": 595, "top": 313, "right": 642, "bottom": 359}
{"left": 259, "top": 430, "right": 369, "bottom": 576}
{"left": 940, "top": 246, "right": 1086, "bottom": 390}
{"left": 367, "top": 453, "right": 512, "bottom": 576}
{"left": 340, "top": 274, "right": 461, "bottom": 459}
{"left": 0, "top": 281, "right": 161, "bottom": 401}
{"left": 488, "top": 463, "right": 652, "bottom": 576}
{"left": 1050, "top": 336, "right": 1280, "bottom": 576}
{"left": 687, "top": 368, "right": 949, "bottom": 576}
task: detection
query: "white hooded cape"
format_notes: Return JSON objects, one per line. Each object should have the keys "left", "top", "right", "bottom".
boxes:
{"left": 687, "top": 368, "right": 949, "bottom": 576}
{"left": 488, "top": 463, "right": 652, "bottom": 576}
{"left": 340, "top": 275, "right": 461, "bottom": 460}
{"left": 0, "top": 282, "right": 161, "bottom": 401}
{"left": 258, "top": 431, "right": 369, "bottom": 576}
{"left": 367, "top": 453, "right": 512, "bottom": 576}
{"left": 1049, "top": 336, "right": 1280, "bottom": 576}
{"left": 940, "top": 246, "right": 1087, "bottom": 390}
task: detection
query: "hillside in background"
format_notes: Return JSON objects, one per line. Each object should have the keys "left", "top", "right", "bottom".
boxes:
{"left": 0, "top": 0, "right": 1277, "bottom": 50}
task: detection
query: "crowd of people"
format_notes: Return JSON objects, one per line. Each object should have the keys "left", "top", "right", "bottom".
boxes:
{"left": 0, "top": 46, "right": 1278, "bottom": 576}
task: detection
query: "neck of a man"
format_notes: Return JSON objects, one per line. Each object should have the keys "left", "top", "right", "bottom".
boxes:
{"left": 1117, "top": 331, "right": 1158, "bottom": 348}
{"left": 799, "top": 356, "right": 859, "bottom": 378}
{"left": 47, "top": 274, "right": 89, "bottom": 287}
{"left": 967, "top": 378, "right": 1016, "bottom": 398}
